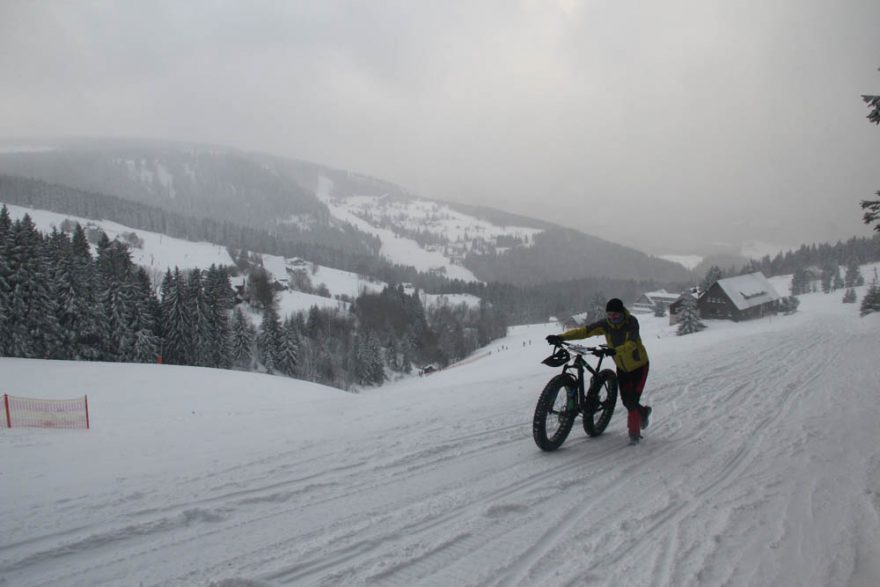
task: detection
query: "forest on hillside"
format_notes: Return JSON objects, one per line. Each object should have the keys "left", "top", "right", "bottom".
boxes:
{"left": 0, "top": 207, "right": 507, "bottom": 390}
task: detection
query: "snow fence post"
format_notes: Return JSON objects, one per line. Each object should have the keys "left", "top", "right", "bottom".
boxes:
{"left": 84, "top": 395, "right": 90, "bottom": 430}
{"left": 3, "top": 394, "right": 10, "bottom": 428}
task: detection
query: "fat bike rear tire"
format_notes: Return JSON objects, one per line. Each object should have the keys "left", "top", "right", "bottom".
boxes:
{"left": 533, "top": 374, "right": 578, "bottom": 451}
{"left": 583, "top": 369, "right": 618, "bottom": 437}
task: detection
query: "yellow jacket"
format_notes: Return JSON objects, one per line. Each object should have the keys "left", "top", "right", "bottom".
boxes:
{"left": 559, "top": 310, "right": 649, "bottom": 372}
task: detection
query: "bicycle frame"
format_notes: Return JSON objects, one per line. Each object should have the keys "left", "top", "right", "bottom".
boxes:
{"left": 558, "top": 343, "right": 609, "bottom": 414}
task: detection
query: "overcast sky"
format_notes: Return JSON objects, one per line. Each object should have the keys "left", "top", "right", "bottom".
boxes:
{"left": 2, "top": 0, "right": 879, "bottom": 255}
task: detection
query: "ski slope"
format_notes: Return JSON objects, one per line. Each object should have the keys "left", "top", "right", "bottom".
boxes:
{"left": 2, "top": 285, "right": 880, "bottom": 586}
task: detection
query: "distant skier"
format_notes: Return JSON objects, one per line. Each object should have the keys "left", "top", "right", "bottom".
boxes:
{"left": 546, "top": 298, "right": 652, "bottom": 445}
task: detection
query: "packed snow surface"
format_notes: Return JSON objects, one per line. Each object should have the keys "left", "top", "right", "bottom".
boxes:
{"left": 3, "top": 285, "right": 880, "bottom": 586}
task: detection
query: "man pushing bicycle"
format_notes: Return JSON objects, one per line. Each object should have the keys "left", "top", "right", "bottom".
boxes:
{"left": 546, "top": 298, "right": 652, "bottom": 445}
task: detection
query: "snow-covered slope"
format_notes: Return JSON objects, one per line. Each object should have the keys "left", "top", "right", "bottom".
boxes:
{"left": 2, "top": 202, "right": 485, "bottom": 315}
{"left": 1, "top": 203, "right": 388, "bottom": 315}
{"left": 3, "top": 279, "right": 879, "bottom": 586}
{"left": 316, "top": 176, "right": 485, "bottom": 282}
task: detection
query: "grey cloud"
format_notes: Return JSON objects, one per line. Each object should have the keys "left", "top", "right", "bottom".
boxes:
{"left": 1, "top": 0, "right": 878, "bottom": 254}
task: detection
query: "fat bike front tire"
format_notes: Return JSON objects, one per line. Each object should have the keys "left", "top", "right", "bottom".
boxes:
{"left": 533, "top": 374, "right": 578, "bottom": 451}
{"left": 583, "top": 369, "right": 618, "bottom": 437}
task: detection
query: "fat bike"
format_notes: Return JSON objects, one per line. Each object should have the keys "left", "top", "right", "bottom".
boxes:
{"left": 532, "top": 342, "right": 619, "bottom": 451}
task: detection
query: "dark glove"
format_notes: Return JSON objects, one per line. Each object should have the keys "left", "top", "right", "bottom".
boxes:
{"left": 604, "top": 347, "right": 617, "bottom": 357}
{"left": 545, "top": 335, "right": 563, "bottom": 346}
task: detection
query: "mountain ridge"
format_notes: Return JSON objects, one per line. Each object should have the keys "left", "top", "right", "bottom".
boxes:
{"left": 0, "top": 138, "right": 693, "bottom": 286}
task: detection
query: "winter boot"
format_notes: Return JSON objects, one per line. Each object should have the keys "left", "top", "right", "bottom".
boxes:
{"left": 628, "top": 433, "right": 642, "bottom": 446}
{"left": 640, "top": 406, "right": 652, "bottom": 430}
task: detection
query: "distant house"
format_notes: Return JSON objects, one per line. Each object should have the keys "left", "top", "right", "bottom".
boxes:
{"left": 695, "top": 272, "right": 781, "bottom": 322}
{"left": 667, "top": 292, "right": 697, "bottom": 325}
{"left": 562, "top": 311, "right": 590, "bottom": 330}
{"left": 286, "top": 257, "right": 309, "bottom": 271}
{"left": 631, "top": 289, "right": 682, "bottom": 314}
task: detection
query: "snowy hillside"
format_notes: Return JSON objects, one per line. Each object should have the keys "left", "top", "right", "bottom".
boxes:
{"left": 3, "top": 276, "right": 879, "bottom": 586}
{"left": 0, "top": 146, "right": 695, "bottom": 285}
{"left": 315, "top": 175, "right": 545, "bottom": 283}
{"left": 1, "top": 202, "right": 482, "bottom": 319}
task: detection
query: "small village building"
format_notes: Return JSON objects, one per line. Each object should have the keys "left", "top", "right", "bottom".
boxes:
{"left": 631, "top": 289, "right": 682, "bottom": 314}
{"left": 697, "top": 272, "right": 781, "bottom": 322}
{"left": 561, "top": 311, "right": 590, "bottom": 330}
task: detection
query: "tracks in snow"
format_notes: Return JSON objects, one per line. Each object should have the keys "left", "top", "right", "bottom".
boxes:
{"left": 3, "top": 315, "right": 875, "bottom": 587}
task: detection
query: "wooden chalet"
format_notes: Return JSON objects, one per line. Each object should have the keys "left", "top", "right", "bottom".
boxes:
{"left": 631, "top": 289, "right": 682, "bottom": 314}
{"left": 697, "top": 272, "right": 781, "bottom": 322}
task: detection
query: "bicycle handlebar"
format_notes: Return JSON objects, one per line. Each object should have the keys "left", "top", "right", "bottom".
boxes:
{"left": 560, "top": 341, "right": 610, "bottom": 357}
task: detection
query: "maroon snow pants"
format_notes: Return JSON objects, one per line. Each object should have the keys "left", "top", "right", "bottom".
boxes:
{"left": 617, "top": 362, "right": 649, "bottom": 436}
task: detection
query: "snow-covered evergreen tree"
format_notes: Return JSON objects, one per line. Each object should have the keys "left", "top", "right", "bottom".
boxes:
{"left": 69, "top": 224, "right": 102, "bottom": 359}
{"left": 48, "top": 228, "right": 79, "bottom": 359}
{"left": 96, "top": 240, "right": 139, "bottom": 361}
{"left": 844, "top": 260, "right": 864, "bottom": 288}
{"left": 832, "top": 266, "right": 844, "bottom": 291}
{"left": 257, "top": 305, "right": 283, "bottom": 374}
{"left": 820, "top": 264, "right": 834, "bottom": 293}
{"left": 131, "top": 327, "right": 160, "bottom": 363}
{"left": 5, "top": 215, "right": 62, "bottom": 358}
{"left": 700, "top": 266, "right": 723, "bottom": 293}
{"left": 230, "top": 307, "right": 256, "bottom": 370}
{"left": 354, "top": 332, "right": 384, "bottom": 386}
{"left": 860, "top": 282, "right": 880, "bottom": 317}
{"left": 204, "top": 265, "right": 233, "bottom": 369}
{"left": 676, "top": 294, "right": 705, "bottom": 336}
{"left": 589, "top": 293, "right": 607, "bottom": 322}
{"left": 160, "top": 268, "right": 192, "bottom": 365}
{"left": 842, "top": 288, "right": 857, "bottom": 304}
{"left": 186, "top": 269, "right": 213, "bottom": 367}
{"left": 276, "top": 317, "right": 300, "bottom": 377}
{"left": 790, "top": 268, "right": 811, "bottom": 296}
{"left": 0, "top": 206, "right": 12, "bottom": 356}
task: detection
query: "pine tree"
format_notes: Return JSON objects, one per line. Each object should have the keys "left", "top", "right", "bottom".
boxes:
{"left": 257, "top": 305, "right": 283, "bottom": 373}
{"left": 860, "top": 282, "right": 880, "bottom": 317}
{"left": 204, "top": 265, "right": 233, "bottom": 369}
{"left": 96, "top": 240, "right": 139, "bottom": 361}
{"left": 842, "top": 288, "right": 857, "bottom": 304}
{"left": 160, "top": 268, "right": 191, "bottom": 365}
{"left": 0, "top": 205, "right": 10, "bottom": 237}
{"left": 790, "top": 268, "right": 810, "bottom": 296}
{"left": 676, "top": 295, "right": 705, "bottom": 336}
{"left": 653, "top": 303, "right": 666, "bottom": 318}
{"left": 701, "top": 266, "right": 723, "bottom": 293}
{"left": 128, "top": 268, "right": 160, "bottom": 363}
{"left": 820, "top": 264, "right": 835, "bottom": 293}
{"left": 0, "top": 207, "right": 12, "bottom": 356}
{"left": 832, "top": 266, "right": 844, "bottom": 291}
{"left": 69, "top": 224, "right": 102, "bottom": 359}
{"left": 48, "top": 228, "right": 78, "bottom": 359}
{"left": 5, "top": 215, "right": 62, "bottom": 358}
{"left": 589, "top": 293, "right": 607, "bottom": 322}
{"left": 186, "top": 268, "right": 213, "bottom": 366}
{"left": 230, "top": 307, "right": 256, "bottom": 369}
{"left": 276, "top": 317, "right": 300, "bottom": 377}
{"left": 354, "top": 332, "right": 384, "bottom": 386}
{"left": 131, "top": 327, "right": 160, "bottom": 363}
{"left": 860, "top": 81, "right": 880, "bottom": 231}
{"left": 844, "top": 260, "right": 864, "bottom": 288}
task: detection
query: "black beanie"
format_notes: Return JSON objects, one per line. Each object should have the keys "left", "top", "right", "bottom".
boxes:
{"left": 605, "top": 298, "right": 625, "bottom": 313}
